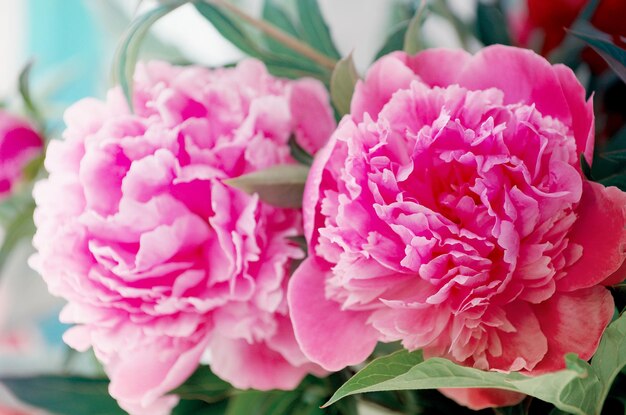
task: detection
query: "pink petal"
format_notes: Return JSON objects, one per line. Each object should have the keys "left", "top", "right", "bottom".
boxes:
{"left": 287, "top": 257, "right": 378, "bottom": 371}
{"left": 558, "top": 181, "right": 626, "bottom": 292}
{"left": 289, "top": 78, "right": 336, "bottom": 154}
{"left": 108, "top": 334, "right": 210, "bottom": 414}
{"left": 209, "top": 337, "right": 315, "bottom": 390}
{"left": 531, "top": 287, "right": 614, "bottom": 373}
{"left": 439, "top": 388, "right": 525, "bottom": 410}
{"left": 405, "top": 48, "right": 472, "bottom": 87}
{"left": 350, "top": 51, "right": 418, "bottom": 121}
{"left": 302, "top": 121, "right": 346, "bottom": 244}
{"left": 486, "top": 303, "right": 548, "bottom": 372}
{"left": 458, "top": 45, "right": 572, "bottom": 123}
{"left": 553, "top": 64, "right": 595, "bottom": 165}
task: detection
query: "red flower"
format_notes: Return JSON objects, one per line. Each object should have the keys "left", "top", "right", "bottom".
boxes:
{"left": 525, "top": 0, "right": 626, "bottom": 72}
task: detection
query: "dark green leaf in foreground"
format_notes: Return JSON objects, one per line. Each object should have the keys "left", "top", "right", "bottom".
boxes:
{"left": 171, "top": 365, "right": 232, "bottom": 403}
{"left": 295, "top": 0, "right": 341, "bottom": 60}
{"left": 591, "top": 312, "right": 626, "bottom": 413}
{"left": 1, "top": 376, "right": 125, "bottom": 415}
{"left": 330, "top": 53, "right": 359, "bottom": 117}
{"left": 223, "top": 164, "right": 309, "bottom": 208}
{"left": 475, "top": 1, "right": 511, "bottom": 46}
{"left": 324, "top": 349, "right": 603, "bottom": 415}
{"left": 569, "top": 25, "right": 626, "bottom": 84}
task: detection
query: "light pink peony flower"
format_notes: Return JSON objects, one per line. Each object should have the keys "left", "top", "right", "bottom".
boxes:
{"left": 0, "top": 111, "right": 43, "bottom": 198}
{"left": 288, "top": 45, "right": 626, "bottom": 410}
{"left": 32, "top": 60, "right": 334, "bottom": 415}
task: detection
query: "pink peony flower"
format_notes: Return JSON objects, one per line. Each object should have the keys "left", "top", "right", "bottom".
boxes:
{"left": 288, "top": 45, "right": 626, "bottom": 410}
{"left": 32, "top": 60, "right": 334, "bottom": 415}
{"left": 0, "top": 111, "right": 43, "bottom": 198}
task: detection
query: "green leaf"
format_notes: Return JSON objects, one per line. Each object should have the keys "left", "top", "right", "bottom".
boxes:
{"left": 403, "top": 0, "right": 428, "bottom": 54}
{"left": 171, "top": 365, "right": 231, "bottom": 403}
{"left": 173, "top": 399, "right": 228, "bottom": 415}
{"left": 295, "top": 0, "right": 341, "bottom": 59}
{"left": 591, "top": 312, "right": 626, "bottom": 413}
{"left": 1, "top": 376, "right": 125, "bottom": 415}
{"left": 475, "top": 1, "right": 511, "bottom": 46}
{"left": 581, "top": 153, "right": 593, "bottom": 180}
{"left": 112, "top": 3, "right": 182, "bottom": 110}
{"left": 330, "top": 53, "right": 359, "bottom": 116}
{"left": 0, "top": 202, "right": 35, "bottom": 277}
{"left": 18, "top": 61, "right": 44, "bottom": 128}
{"left": 324, "top": 350, "right": 603, "bottom": 415}
{"left": 262, "top": 0, "right": 301, "bottom": 58}
{"left": 226, "top": 390, "right": 300, "bottom": 415}
{"left": 194, "top": 1, "right": 264, "bottom": 58}
{"left": 223, "top": 164, "right": 309, "bottom": 208}
{"left": 289, "top": 136, "right": 314, "bottom": 166}
{"left": 193, "top": 1, "right": 329, "bottom": 83}
{"left": 375, "top": 20, "right": 410, "bottom": 59}
{"left": 569, "top": 25, "right": 626, "bottom": 84}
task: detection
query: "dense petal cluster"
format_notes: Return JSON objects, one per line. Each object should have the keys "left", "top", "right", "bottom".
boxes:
{"left": 32, "top": 60, "right": 334, "bottom": 414}
{"left": 0, "top": 111, "right": 42, "bottom": 198}
{"left": 289, "top": 46, "right": 626, "bottom": 409}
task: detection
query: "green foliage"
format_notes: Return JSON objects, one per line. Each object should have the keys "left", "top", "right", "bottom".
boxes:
{"left": 18, "top": 61, "right": 44, "bottom": 129}
{"left": 404, "top": 0, "right": 428, "bottom": 54}
{"left": 193, "top": 0, "right": 333, "bottom": 83}
{"left": 223, "top": 164, "right": 309, "bottom": 208}
{"left": 1, "top": 376, "right": 125, "bottom": 415}
{"left": 327, "top": 313, "right": 626, "bottom": 415}
{"left": 324, "top": 350, "right": 601, "bottom": 415}
{"left": 569, "top": 25, "right": 626, "bottom": 84}
{"left": 330, "top": 54, "right": 359, "bottom": 117}
{"left": 475, "top": 1, "right": 511, "bottom": 46}
{"left": 375, "top": 20, "right": 410, "bottom": 60}
{"left": 171, "top": 366, "right": 231, "bottom": 404}
{"left": 295, "top": 0, "right": 341, "bottom": 59}
{"left": 112, "top": 3, "right": 184, "bottom": 110}
{"left": 0, "top": 201, "right": 35, "bottom": 276}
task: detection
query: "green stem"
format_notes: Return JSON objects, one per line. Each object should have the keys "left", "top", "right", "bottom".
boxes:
{"left": 204, "top": 0, "right": 337, "bottom": 70}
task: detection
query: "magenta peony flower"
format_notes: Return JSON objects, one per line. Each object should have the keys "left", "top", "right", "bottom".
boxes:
{"left": 288, "top": 45, "right": 626, "bottom": 410}
{"left": 0, "top": 111, "right": 43, "bottom": 198}
{"left": 32, "top": 60, "right": 334, "bottom": 414}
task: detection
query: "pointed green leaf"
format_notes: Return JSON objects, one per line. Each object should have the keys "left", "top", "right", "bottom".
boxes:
{"left": 1, "top": 376, "right": 125, "bottom": 415}
{"left": 194, "top": 1, "right": 264, "bottom": 58}
{"left": 224, "top": 164, "right": 309, "bottom": 208}
{"left": 296, "top": 0, "right": 341, "bottom": 59}
{"left": 193, "top": 1, "right": 329, "bottom": 83}
{"left": 325, "top": 350, "right": 603, "bottom": 415}
{"left": 289, "top": 136, "right": 314, "bottom": 166}
{"left": 403, "top": 0, "right": 428, "bottom": 54}
{"left": 591, "top": 312, "right": 626, "bottom": 413}
{"left": 262, "top": 0, "right": 302, "bottom": 58}
{"left": 569, "top": 25, "right": 626, "bottom": 84}
{"left": 475, "top": 1, "right": 511, "bottom": 46}
{"left": 112, "top": 4, "right": 183, "bottom": 110}
{"left": 330, "top": 54, "right": 359, "bottom": 116}
{"left": 18, "top": 61, "right": 44, "bottom": 128}
{"left": 375, "top": 21, "right": 410, "bottom": 60}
